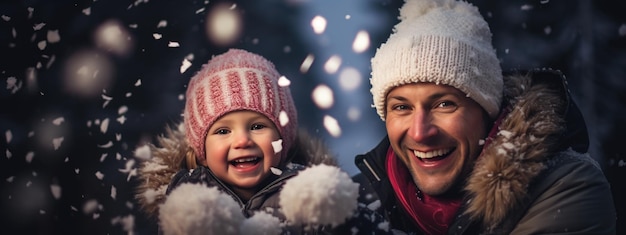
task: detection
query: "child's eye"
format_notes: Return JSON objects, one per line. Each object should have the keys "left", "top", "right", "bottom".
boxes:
{"left": 251, "top": 123, "right": 266, "bottom": 130}
{"left": 215, "top": 128, "right": 230, "bottom": 135}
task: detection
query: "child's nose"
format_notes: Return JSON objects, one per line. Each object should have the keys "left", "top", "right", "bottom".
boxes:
{"left": 232, "top": 131, "right": 253, "bottom": 148}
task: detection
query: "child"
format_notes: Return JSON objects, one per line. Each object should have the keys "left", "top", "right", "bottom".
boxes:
{"left": 135, "top": 49, "right": 339, "bottom": 234}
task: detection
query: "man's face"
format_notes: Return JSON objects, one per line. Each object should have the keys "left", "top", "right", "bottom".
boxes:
{"left": 385, "top": 83, "right": 489, "bottom": 196}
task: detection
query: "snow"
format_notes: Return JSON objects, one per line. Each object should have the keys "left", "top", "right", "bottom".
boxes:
{"left": 118, "top": 159, "right": 138, "bottom": 181}
{"left": 279, "top": 111, "right": 289, "bottom": 127}
{"left": 366, "top": 200, "right": 381, "bottom": 211}
{"left": 1, "top": 0, "right": 623, "bottom": 234}
{"left": 134, "top": 145, "right": 152, "bottom": 161}
{"left": 25, "top": 152, "right": 34, "bottom": 163}
{"left": 95, "top": 171, "right": 105, "bottom": 180}
{"left": 168, "top": 41, "right": 180, "bottom": 48}
{"left": 52, "top": 117, "right": 64, "bottom": 126}
{"left": 111, "top": 214, "right": 135, "bottom": 233}
{"left": 83, "top": 199, "right": 100, "bottom": 214}
{"left": 47, "top": 30, "right": 60, "bottom": 43}
{"left": 50, "top": 184, "right": 62, "bottom": 199}
{"left": 111, "top": 186, "right": 117, "bottom": 200}
{"left": 33, "top": 23, "right": 45, "bottom": 31}
{"left": 6, "top": 76, "right": 22, "bottom": 94}
{"left": 100, "top": 118, "right": 110, "bottom": 133}
{"left": 271, "top": 139, "right": 283, "bottom": 154}
{"left": 5, "top": 130, "right": 12, "bottom": 143}
{"left": 37, "top": 40, "right": 46, "bottom": 50}
{"left": 52, "top": 137, "right": 63, "bottom": 150}
{"left": 278, "top": 75, "right": 291, "bottom": 87}
{"left": 180, "top": 58, "right": 192, "bottom": 73}
{"left": 280, "top": 164, "right": 359, "bottom": 227}
{"left": 270, "top": 167, "right": 283, "bottom": 176}
{"left": 160, "top": 183, "right": 244, "bottom": 235}
{"left": 118, "top": 106, "right": 128, "bottom": 114}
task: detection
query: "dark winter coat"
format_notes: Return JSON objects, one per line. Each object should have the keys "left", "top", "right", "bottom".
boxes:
{"left": 353, "top": 69, "right": 616, "bottom": 234}
{"left": 135, "top": 126, "right": 338, "bottom": 233}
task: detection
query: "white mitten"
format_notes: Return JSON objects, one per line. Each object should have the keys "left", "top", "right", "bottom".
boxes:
{"left": 159, "top": 183, "right": 244, "bottom": 235}
{"left": 279, "top": 164, "right": 359, "bottom": 227}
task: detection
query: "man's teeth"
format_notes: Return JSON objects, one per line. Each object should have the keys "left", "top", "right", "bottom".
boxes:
{"left": 413, "top": 148, "right": 452, "bottom": 159}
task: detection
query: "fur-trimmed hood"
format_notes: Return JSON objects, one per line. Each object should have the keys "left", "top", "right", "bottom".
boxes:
{"left": 463, "top": 69, "right": 588, "bottom": 228}
{"left": 134, "top": 125, "right": 338, "bottom": 218}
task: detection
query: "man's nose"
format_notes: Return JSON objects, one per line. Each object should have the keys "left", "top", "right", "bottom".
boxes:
{"left": 408, "top": 111, "right": 438, "bottom": 142}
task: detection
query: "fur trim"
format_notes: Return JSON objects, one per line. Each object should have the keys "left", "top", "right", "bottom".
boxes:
{"left": 134, "top": 124, "right": 190, "bottom": 219}
{"left": 288, "top": 129, "right": 338, "bottom": 166}
{"left": 463, "top": 72, "right": 567, "bottom": 229}
{"left": 134, "top": 124, "right": 337, "bottom": 218}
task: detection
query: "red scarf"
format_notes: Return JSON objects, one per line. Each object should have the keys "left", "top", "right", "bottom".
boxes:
{"left": 386, "top": 147, "right": 462, "bottom": 235}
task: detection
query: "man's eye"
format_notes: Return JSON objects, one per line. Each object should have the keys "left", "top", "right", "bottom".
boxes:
{"left": 437, "top": 101, "right": 456, "bottom": 108}
{"left": 392, "top": 104, "right": 409, "bottom": 110}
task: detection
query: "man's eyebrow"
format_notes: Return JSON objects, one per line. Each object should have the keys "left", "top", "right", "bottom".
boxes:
{"left": 387, "top": 92, "right": 451, "bottom": 102}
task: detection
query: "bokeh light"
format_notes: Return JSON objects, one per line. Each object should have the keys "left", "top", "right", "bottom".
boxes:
{"left": 352, "top": 30, "right": 370, "bottom": 53}
{"left": 338, "top": 67, "right": 361, "bottom": 91}
{"left": 323, "top": 55, "right": 341, "bottom": 74}
{"left": 311, "top": 84, "right": 334, "bottom": 109}
{"left": 205, "top": 3, "right": 242, "bottom": 46}
{"left": 323, "top": 115, "right": 341, "bottom": 137}
{"left": 300, "top": 54, "right": 315, "bottom": 74}
{"left": 94, "top": 19, "right": 134, "bottom": 57}
{"left": 311, "top": 15, "right": 327, "bottom": 34}
{"left": 62, "top": 49, "right": 114, "bottom": 98}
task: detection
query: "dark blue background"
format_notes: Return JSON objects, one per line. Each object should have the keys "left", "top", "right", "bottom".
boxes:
{"left": 1, "top": 0, "right": 624, "bottom": 234}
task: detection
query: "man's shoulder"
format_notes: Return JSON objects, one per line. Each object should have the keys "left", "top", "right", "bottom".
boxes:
{"left": 544, "top": 148, "right": 604, "bottom": 178}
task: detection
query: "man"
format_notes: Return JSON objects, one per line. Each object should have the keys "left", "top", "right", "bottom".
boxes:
{"left": 352, "top": 0, "right": 616, "bottom": 234}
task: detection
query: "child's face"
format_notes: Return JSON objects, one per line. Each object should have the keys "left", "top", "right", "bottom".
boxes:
{"left": 202, "top": 110, "right": 282, "bottom": 200}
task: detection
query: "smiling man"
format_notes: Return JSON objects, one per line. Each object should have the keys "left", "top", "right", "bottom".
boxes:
{"left": 352, "top": 0, "right": 616, "bottom": 234}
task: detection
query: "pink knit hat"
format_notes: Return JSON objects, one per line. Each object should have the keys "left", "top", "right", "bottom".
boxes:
{"left": 184, "top": 49, "right": 297, "bottom": 161}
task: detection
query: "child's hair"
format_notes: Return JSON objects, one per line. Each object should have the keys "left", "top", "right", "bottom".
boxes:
{"left": 183, "top": 49, "right": 298, "bottom": 162}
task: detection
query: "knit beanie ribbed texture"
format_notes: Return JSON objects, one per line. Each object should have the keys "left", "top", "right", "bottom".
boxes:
{"left": 370, "top": 0, "right": 503, "bottom": 120}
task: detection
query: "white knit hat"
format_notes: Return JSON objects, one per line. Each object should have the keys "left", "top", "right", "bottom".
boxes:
{"left": 184, "top": 49, "right": 297, "bottom": 161}
{"left": 370, "top": 0, "right": 503, "bottom": 120}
